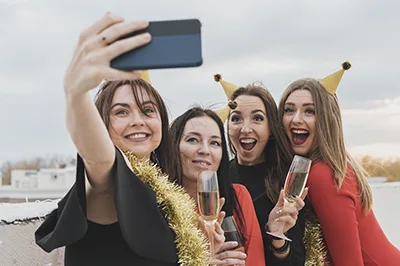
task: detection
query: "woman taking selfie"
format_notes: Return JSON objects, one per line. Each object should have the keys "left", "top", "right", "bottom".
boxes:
{"left": 278, "top": 62, "right": 400, "bottom": 265}
{"left": 35, "top": 13, "right": 222, "bottom": 266}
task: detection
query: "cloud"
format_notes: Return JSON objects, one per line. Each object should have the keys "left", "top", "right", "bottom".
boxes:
{"left": 343, "top": 96, "right": 400, "bottom": 157}
{"left": 0, "top": 0, "right": 399, "bottom": 162}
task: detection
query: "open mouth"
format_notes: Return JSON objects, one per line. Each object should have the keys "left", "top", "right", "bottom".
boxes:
{"left": 291, "top": 129, "right": 310, "bottom": 145}
{"left": 240, "top": 138, "right": 257, "bottom": 151}
{"left": 192, "top": 160, "right": 211, "bottom": 169}
{"left": 124, "top": 133, "right": 150, "bottom": 141}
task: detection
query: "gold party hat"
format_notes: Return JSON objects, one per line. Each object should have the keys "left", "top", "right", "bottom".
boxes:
{"left": 140, "top": 70, "right": 152, "bottom": 84}
{"left": 214, "top": 74, "right": 239, "bottom": 99}
{"left": 319, "top": 61, "right": 351, "bottom": 95}
{"left": 215, "top": 106, "right": 230, "bottom": 124}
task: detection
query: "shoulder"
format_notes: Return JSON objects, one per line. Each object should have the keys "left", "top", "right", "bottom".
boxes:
{"left": 232, "top": 184, "right": 252, "bottom": 203}
{"left": 307, "top": 161, "right": 333, "bottom": 183}
{"left": 306, "top": 161, "right": 338, "bottom": 199}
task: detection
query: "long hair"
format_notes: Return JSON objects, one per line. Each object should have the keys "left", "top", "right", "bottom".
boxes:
{"left": 169, "top": 107, "right": 247, "bottom": 245}
{"left": 278, "top": 78, "right": 373, "bottom": 212}
{"left": 227, "top": 85, "right": 293, "bottom": 203}
{"left": 94, "top": 79, "right": 178, "bottom": 183}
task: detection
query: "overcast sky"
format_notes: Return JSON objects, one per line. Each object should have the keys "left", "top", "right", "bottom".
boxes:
{"left": 0, "top": 0, "right": 399, "bottom": 165}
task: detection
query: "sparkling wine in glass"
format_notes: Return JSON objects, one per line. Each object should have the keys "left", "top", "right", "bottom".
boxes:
{"left": 266, "top": 155, "right": 311, "bottom": 241}
{"left": 197, "top": 170, "right": 220, "bottom": 258}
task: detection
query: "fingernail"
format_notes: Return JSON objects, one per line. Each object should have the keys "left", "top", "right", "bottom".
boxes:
{"left": 291, "top": 193, "right": 297, "bottom": 198}
{"left": 141, "top": 33, "right": 151, "bottom": 40}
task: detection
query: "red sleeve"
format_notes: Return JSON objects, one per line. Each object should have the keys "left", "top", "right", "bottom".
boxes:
{"left": 307, "top": 162, "right": 364, "bottom": 266}
{"left": 233, "top": 184, "right": 266, "bottom": 266}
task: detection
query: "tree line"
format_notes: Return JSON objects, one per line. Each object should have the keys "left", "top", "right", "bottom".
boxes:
{"left": 1, "top": 155, "right": 399, "bottom": 185}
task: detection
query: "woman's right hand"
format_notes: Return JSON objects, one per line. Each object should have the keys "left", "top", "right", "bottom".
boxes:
{"left": 267, "top": 188, "right": 307, "bottom": 234}
{"left": 64, "top": 13, "right": 151, "bottom": 98}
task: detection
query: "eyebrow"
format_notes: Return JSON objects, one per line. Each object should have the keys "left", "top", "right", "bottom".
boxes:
{"left": 184, "top": 131, "right": 221, "bottom": 139}
{"left": 111, "top": 100, "right": 156, "bottom": 109}
{"left": 285, "top": 102, "right": 315, "bottom": 107}
{"left": 231, "top": 109, "right": 266, "bottom": 115}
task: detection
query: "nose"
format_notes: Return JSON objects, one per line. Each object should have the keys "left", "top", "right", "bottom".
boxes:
{"left": 198, "top": 141, "right": 211, "bottom": 155}
{"left": 240, "top": 120, "right": 253, "bottom": 134}
{"left": 129, "top": 111, "right": 145, "bottom": 126}
{"left": 292, "top": 110, "right": 304, "bottom": 125}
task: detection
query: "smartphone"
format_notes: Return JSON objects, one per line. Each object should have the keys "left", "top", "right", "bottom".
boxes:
{"left": 110, "top": 19, "right": 203, "bottom": 70}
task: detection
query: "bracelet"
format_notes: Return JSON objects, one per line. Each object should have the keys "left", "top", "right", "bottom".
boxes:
{"left": 270, "top": 240, "right": 290, "bottom": 254}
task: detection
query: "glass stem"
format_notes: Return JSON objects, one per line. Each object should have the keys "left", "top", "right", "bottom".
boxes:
{"left": 206, "top": 221, "right": 215, "bottom": 258}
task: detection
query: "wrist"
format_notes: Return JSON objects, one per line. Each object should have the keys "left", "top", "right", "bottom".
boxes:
{"left": 265, "top": 222, "right": 283, "bottom": 241}
{"left": 271, "top": 239, "right": 286, "bottom": 249}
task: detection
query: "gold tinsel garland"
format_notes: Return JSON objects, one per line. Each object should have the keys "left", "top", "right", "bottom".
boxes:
{"left": 304, "top": 206, "right": 328, "bottom": 266}
{"left": 124, "top": 152, "right": 210, "bottom": 266}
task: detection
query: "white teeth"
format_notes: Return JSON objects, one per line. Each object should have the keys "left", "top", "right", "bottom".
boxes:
{"left": 292, "top": 130, "right": 309, "bottom": 134}
{"left": 127, "top": 133, "right": 147, "bottom": 139}
{"left": 193, "top": 161, "right": 210, "bottom": 166}
{"left": 240, "top": 139, "right": 256, "bottom": 144}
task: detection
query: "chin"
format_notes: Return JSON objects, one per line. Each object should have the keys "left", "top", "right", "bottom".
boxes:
{"left": 293, "top": 147, "right": 309, "bottom": 156}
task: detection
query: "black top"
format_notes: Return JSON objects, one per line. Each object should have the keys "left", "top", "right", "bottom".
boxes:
{"left": 229, "top": 159, "right": 305, "bottom": 266}
{"left": 35, "top": 148, "right": 179, "bottom": 266}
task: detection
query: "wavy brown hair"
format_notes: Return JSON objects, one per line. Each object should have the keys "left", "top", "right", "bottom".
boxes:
{"left": 227, "top": 84, "right": 293, "bottom": 203}
{"left": 94, "top": 79, "right": 178, "bottom": 183}
{"left": 278, "top": 78, "right": 373, "bottom": 212}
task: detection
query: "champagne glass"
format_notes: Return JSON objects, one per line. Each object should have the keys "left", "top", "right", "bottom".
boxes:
{"left": 221, "top": 216, "right": 245, "bottom": 252}
{"left": 197, "top": 170, "right": 220, "bottom": 258}
{"left": 221, "top": 216, "right": 245, "bottom": 266}
{"left": 266, "top": 155, "right": 312, "bottom": 241}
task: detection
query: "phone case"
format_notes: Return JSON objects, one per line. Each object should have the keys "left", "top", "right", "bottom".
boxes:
{"left": 110, "top": 19, "right": 203, "bottom": 70}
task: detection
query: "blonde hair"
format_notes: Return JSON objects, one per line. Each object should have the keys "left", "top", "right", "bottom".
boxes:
{"left": 278, "top": 78, "right": 373, "bottom": 213}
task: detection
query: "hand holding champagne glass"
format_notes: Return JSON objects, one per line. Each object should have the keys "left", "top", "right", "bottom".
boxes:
{"left": 197, "top": 170, "right": 220, "bottom": 258}
{"left": 266, "top": 155, "right": 311, "bottom": 241}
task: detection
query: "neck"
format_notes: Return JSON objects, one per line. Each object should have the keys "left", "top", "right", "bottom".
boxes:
{"left": 237, "top": 155, "right": 265, "bottom": 166}
{"left": 182, "top": 176, "right": 197, "bottom": 200}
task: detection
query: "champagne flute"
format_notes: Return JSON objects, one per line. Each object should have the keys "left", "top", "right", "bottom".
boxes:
{"left": 266, "top": 155, "right": 312, "bottom": 241}
{"left": 197, "top": 170, "right": 220, "bottom": 258}
{"left": 221, "top": 216, "right": 245, "bottom": 266}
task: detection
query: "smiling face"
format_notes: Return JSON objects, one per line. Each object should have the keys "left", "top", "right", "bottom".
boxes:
{"left": 228, "top": 95, "right": 270, "bottom": 165}
{"left": 108, "top": 85, "right": 162, "bottom": 158}
{"left": 282, "top": 89, "right": 317, "bottom": 156}
{"left": 179, "top": 116, "right": 223, "bottom": 183}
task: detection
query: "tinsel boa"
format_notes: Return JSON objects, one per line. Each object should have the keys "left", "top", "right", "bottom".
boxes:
{"left": 304, "top": 206, "right": 328, "bottom": 266}
{"left": 124, "top": 151, "right": 210, "bottom": 266}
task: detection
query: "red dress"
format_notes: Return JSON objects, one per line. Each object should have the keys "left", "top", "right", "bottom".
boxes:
{"left": 233, "top": 184, "right": 266, "bottom": 266}
{"left": 307, "top": 161, "right": 400, "bottom": 266}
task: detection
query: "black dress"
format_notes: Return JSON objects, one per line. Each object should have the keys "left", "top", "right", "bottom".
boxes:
{"left": 35, "top": 148, "right": 179, "bottom": 266}
{"left": 229, "top": 159, "right": 305, "bottom": 266}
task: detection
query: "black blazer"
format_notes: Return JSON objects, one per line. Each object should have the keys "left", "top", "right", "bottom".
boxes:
{"left": 35, "top": 148, "right": 179, "bottom": 266}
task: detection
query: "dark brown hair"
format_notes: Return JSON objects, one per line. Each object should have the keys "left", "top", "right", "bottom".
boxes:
{"left": 170, "top": 106, "right": 247, "bottom": 247}
{"left": 228, "top": 84, "right": 293, "bottom": 203}
{"left": 94, "top": 79, "right": 178, "bottom": 183}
